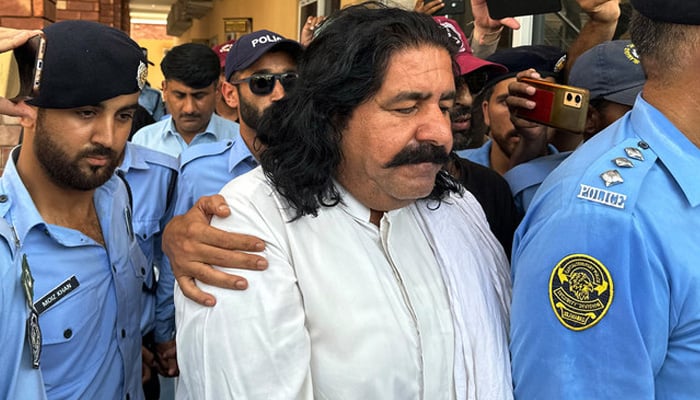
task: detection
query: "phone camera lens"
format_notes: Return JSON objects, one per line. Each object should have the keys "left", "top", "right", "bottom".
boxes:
{"left": 575, "top": 94, "right": 581, "bottom": 103}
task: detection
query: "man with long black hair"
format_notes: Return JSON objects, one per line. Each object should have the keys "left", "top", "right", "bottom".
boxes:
{"left": 174, "top": 3, "right": 512, "bottom": 399}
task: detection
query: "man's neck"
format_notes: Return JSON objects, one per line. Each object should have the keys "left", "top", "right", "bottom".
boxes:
{"left": 489, "top": 142, "right": 511, "bottom": 176}
{"left": 239, "top": 124, "right": 262, "bottom": 160}
{"left": 642, "top": 80, "right": 700, "bottom": 148}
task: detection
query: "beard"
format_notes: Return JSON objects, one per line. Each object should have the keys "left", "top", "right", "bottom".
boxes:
{"left": 34, "top": 114, "right": 120, "bottom": 191}
{"left": 237, "top": 90, "right": 264, "bottom": 132}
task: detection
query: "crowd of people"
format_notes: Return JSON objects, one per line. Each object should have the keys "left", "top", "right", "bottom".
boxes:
{"left": 0, "top": 0, "right": 698, "bottom": 398}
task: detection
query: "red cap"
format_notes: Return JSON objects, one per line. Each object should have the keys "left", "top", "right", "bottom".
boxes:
{"left": 212, "top": 39, "right": 236, "bottom": 68}
{"left": 433, "top": 16, "right": 507, "bottom": 76}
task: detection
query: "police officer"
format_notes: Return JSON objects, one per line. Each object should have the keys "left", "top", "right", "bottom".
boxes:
{"left": 0, "top": 21, "right": 150, "bottom": 399}
{"left": 174, "top": 30, "right": 302, "bottom": 217}
{"left": 510, "top": 1, "right": 700, "bottom": 398}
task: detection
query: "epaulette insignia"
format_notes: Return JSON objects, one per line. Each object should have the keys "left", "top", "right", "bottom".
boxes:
{"left": 549, "top": 254, "right": 614, "bottom": 331}
{"left": 601, "top": 170, "right": 623, "bottom": 187}
{"left": 576, "top": 141, "right": 651, "bottom": 209}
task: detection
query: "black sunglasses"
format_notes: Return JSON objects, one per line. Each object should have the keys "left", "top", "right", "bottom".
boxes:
{"left": 230, "top": 72, "right": 299, "bottom": 96}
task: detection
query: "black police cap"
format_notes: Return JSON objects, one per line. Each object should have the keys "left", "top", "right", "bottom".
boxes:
{"left": 27, "top": 20, "right": 147, "bottom": 109}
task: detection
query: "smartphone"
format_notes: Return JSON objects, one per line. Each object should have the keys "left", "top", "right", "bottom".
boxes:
{"left": 486, "top": 0, "right": 561, "bottom": 20}
{"left": 433, "top": 0, "right": 465, "bottom": 16}
{"left": 514, "top": 77, "right": 590, "bottom": 133}
{"left": 7, "top": 33, "right": 46, "bottom": 103}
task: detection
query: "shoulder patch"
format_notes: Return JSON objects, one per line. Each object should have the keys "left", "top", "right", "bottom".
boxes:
{"left": 549, "top": 254, "right": 613, "bottom": 331}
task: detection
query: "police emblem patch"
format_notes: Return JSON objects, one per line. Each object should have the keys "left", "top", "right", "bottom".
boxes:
{"left": 137, "top": 61, "right": 148, "bottom": 91}
{"left": 549, "top": 254, "right": 613, "bottom": 331}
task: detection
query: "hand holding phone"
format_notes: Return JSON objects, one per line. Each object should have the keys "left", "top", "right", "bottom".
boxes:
{"left": 513, "top": 77, "right": 590, "bottom": 133}
{"left": 0, "top": 28, "right": 44, "bottom": 118}
{"left": 6, "top": 33, "right": 46, "bottom": 103}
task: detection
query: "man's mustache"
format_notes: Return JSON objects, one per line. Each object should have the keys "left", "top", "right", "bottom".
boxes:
{"left": 79, "top": 145, "right": 117, "bottom": 159}
{"left": 449, "top": 105, "right": 470, "bottom": 121}
{"left": 384, "top": 144, "right": 450, "bottom": 168}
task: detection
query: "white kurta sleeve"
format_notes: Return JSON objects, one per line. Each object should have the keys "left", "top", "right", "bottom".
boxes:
{"left": 174, "top": 170, "right": 313, "bottom": 400}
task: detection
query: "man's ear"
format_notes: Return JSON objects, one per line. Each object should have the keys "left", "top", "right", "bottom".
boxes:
{"left": 221, "top": 81, "right": 239, "bottom": 109}
{"left": 482, "top": 99, "right": 491, "bottom": 127}
{"left": 584, "top": 106, "right": 601, "bottom": 138}
{"left": 18, "top": 102, "right": 37, "bottom": 129}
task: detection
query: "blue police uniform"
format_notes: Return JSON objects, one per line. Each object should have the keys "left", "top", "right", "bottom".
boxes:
{"left": 0, "top": 148, "right": 149, "bottom": 400}
{"left": 0, "top": 216, "right": 47, "bottom": 400}
{"left": 131, "top": 113, "right": 240, "bottom": 158}
{"left": 457, "top": 139, "right": 559, "bottom": 172}
{"left": 119, "top": 142, "right": 178, "bottom": 343}
{"left": 503, "top": 151, "right": 571, "bottom": 214}
{"left": 173, "top": 135, "right": 257, "bottom": 218}
{"left": 456, "top": 140, "right": 492, "bottom": 168}
{"left": 138, "top": 84, "right": 166, "bottom": 121}
{"left": 511, "top": 96, "right": 700, "bottom": 399}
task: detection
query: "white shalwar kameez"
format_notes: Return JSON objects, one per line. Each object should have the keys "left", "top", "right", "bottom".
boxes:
{"left": 175, "top": 167, "right": 512, "bottom": 400}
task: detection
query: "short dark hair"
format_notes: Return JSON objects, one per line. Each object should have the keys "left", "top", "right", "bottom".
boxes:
{"left": 629, "top": 10, "right": 700, "bottom": 82}
{"left": 161, "top": 43, "right": 220, "bottom": 88}
{"left": 256, "top": 2, "right": 461, "bottom": 220}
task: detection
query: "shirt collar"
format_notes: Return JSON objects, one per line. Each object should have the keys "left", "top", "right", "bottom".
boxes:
{"left": 631, "top": 95, "right": 700, "bottom": 207}
{"left": 228, "top": 136, "right": 257, "bottom": 173}
{"left": 0, "top": 146, "right": 122, "bottom": 245}
{"left": 118, "top": 142, "right": 150, "bottom": 173}
{"left": 0, "top": 147, "right": 45, "bottom": 242}
{"left": 165, "top": 113, "right": 224, "bottom": 141}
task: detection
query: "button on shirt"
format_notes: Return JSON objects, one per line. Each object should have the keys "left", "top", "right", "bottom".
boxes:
{"left": 0, "top": 149, "right": 147, "bottom": 400}
{"left": 119, "top": 142, "right": 178, "bottom": 342}
{"left": 511, "top": 96, "right": 700, "bottom": 399}
{"left": 131, "top": 113, "right": 240, "bottom": 158}
{"left": 175, "top": 167, "right": 457, "bottom": 399}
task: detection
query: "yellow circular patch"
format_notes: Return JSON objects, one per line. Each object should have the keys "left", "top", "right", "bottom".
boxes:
{"left": 549, "top": 254, "right": 613, "bottom": 331}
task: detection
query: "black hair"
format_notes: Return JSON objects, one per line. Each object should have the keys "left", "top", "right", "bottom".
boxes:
{"left": 629, "top": 10, "right": 700, "bottom": 83}
{"left": 256, "top": 1, "right": 461, "bottom": 220}
{"left": 161, "top": 43, "right": 220, "bottom": 88}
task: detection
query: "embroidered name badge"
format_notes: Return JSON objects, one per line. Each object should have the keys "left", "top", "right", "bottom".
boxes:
{"left": 577, "top": 184, "right": 627, "bottom": 209}
{"left": 549, "top": 254, "right": 613, "bottom": 331}
{"left": 34, "top": 275, "right": 80, "bottom": 315}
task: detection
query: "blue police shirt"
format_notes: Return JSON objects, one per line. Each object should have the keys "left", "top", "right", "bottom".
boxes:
{"left": 457, "top": 139, "right": 560, "bottom": 171}
{"left": 0, "top": 148, "right": 148, "bottom": 400}
{"left": 137, "top": 84, "right": 165, "bottom": 121}
{"left": 131, "top": 113, "right": 240, "bottom": 158}
{"left": 511, "top": 96, "right": 700, "bottom": 399}
{"left": 456, "top": 140, "right": 493, "bottom": 168}
{"left": 0, "top": 217, "right": 47, "bottom": 400}
{"left": 503, "top": 151, "right": 572, "bottom": 214}
{"left": 119, "top": 142, "right": 178, "bottom": 342}
{"left": 173, "top": 136, "right": 256, "bottom": 218}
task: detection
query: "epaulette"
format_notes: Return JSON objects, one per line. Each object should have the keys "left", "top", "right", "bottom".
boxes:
{"left": 574, "top": 138, "right": 657, "bottom": 211}
{"left": 179, "top": 139, "right": 235, "bottom": 169}
{"left": 132, "top": 144, "right": 179, "bottom": 171}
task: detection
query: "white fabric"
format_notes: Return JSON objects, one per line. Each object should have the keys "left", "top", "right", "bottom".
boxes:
{"left": 411, "top": 195, "right": 513, "bottom": 400}
{"left": 175, "top": 167, "right": 512, "bottom": 399}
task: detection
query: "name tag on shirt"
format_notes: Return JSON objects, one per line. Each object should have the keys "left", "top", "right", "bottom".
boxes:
{"left": 34, "top": 275, "right": 80, "bottom": 315}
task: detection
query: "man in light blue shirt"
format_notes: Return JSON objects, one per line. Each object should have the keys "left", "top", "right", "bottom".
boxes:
{"left": 131, "top": 43, "right": 239, "bottom": 157}
{"left": 456, "top": 45, "right": 565, "bottom": 175}
{"left": 0, "top": 21, "right": 151, "bottom": 399}
{"left": 118, "top": 142, "right": 179, "bottom": 377}
{"left": 504, "top": 40, "right": 644, "bottom": 213}
{"left": 511, "top": 3, "right": 700, "bottom": 398}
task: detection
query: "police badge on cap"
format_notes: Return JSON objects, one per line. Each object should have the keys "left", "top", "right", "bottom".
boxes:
{"left": 27, "top": 20, "right": 147, "bottom": 109}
